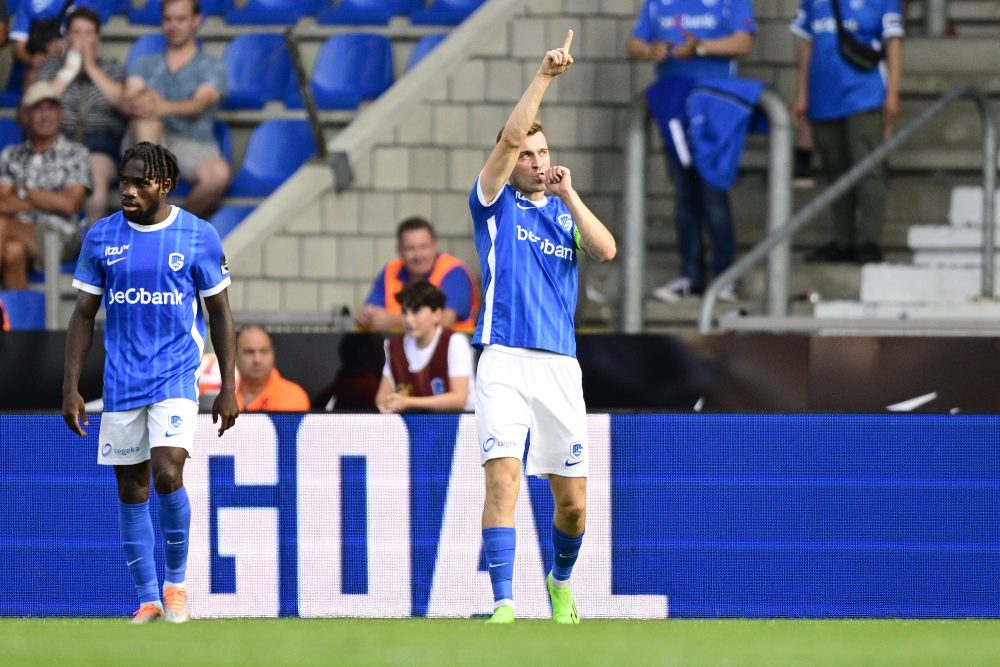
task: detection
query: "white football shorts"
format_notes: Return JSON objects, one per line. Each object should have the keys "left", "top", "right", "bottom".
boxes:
{"left": 475, "top": 344, "right": 588, "bottom": 478}
{"left": 97, "top": 398, "right": 199, "bottom": 466}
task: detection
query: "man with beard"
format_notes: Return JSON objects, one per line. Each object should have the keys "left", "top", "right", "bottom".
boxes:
{"left": 62, "top": 141, "right": 238, "bottom": 624}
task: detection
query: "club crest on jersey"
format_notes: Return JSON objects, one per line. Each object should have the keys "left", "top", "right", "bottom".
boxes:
{"left": 170, "top": 415, "right": 182, "bottom": 430}
{"left": 557, "top": 213, "right": 573, "bottom": 233}
{"left": 168, "top": 252, "right": 185, "bottom": 272}
{"left": 431, "top": 378, "right": 445, "bottom": 395}
{"left": 571, "top": 442, "right": 583, "bottom": 459}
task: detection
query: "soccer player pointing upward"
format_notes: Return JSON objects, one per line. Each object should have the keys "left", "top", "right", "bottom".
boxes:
{"left": 62, "top": 142, "right": 238, "bottom": 624}
{"left": 471, "top": 31, "right": 616, "bottom": 624}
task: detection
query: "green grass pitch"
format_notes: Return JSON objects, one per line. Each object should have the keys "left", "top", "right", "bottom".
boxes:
{"left": 2, "top": 618, "right": 1000, "bottom": 666}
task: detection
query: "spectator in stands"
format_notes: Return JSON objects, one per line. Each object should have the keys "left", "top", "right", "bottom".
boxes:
{"left": 11, "top": 0, "right": 76, "bottom": 85}
{"left": 37, "top": 6, "right": 126, "bottom": 226}
{"left": 627, "top": 0, "right": 755, "bottom": 303}
{"left": 0, "top": 295, "right": 9, "bottom": 331}
{"left": 375, "top": 281, "right": 475, "bottom": 414}
{"left": 357, "top": 217, "right": 479, "bottom": 334}
{"left": 123, "top": 0, "right": 229, "bottom": 218}
{"left": 235, "top": 324, "right": 310, "bottom": 412}
{"left": 0, "top": 81, "right": 91, "bottom": 289}
{"left": 793, "top": 0, "right": 904, "bottom": 264}
{"left": 314, "top": 333, "right": 384, "bottom": 412}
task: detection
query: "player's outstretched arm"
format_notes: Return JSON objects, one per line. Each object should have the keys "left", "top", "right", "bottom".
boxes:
{"left": 479, "top": 30, "right": 575, "bottom": 203}
{"left": 62, "top": 291, "right": 102, "bottom": 436}
{"left": 205, "top": 290, "right": 239, "bottom": 436}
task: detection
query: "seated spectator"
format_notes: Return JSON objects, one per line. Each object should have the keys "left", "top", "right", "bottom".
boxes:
{"left": 235, "top": 324, "right": 310, "bottom": 412}
{"left": 0, "top": 81, "right": 91, "bottom": 289}
{"left": 375, "top": 281, "right": 475, "bottom": 414}
{"left": 357, "top": 217, "right": 479, "bottom": 334}
{"left": 37, "top": 5, "right": 126, "bottom": 226}
{"left": 123, "top": 0, "right": 229, "bottom": 218}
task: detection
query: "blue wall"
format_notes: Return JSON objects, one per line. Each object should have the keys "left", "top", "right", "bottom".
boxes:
{"left": 2, "top": 414, "right": 998, "bottom": 618}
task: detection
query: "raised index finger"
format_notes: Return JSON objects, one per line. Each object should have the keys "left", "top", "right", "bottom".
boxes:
{"left": 562, "top": 29, "right": 574, "bottom": 52}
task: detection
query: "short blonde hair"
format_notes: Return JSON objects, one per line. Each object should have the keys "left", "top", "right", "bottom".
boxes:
{"left": 496, "top": 120, "right": 544, "bottom": 144}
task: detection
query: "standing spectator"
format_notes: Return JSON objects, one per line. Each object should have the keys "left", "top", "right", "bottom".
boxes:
{"left": 356, "top": 217, "right": 479, "bottom": 334}
{"left": 37, "top": 5, "right": 126, "bottom": 226}
{"left": 793, "top": 0, "right": 904, "bottom": 264}
{"left": 0, "top": 81, "right": 92, "bottom": 289}
{"left": 123, "top": 0, "right": 229, "bottom": 219}
{"left": 235, "top": 325, "right": 310, "bottom": 412}
{"left": 375, "top": 281, "right": 475, "bottom": 414}
{"left": 627, "top": 0, "right": 756, "bottom": 302}
{"left": 11, "top": 0, "right": 77, "bottom": 85}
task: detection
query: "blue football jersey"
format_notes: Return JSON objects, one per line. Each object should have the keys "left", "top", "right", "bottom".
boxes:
{"left": 632, "top": 0, "right": 757, "bottom": 81}
{"left": 790, "top": 0, "right": 903, "bottom": 121}
{"left": 469, "top": 179, "right": 579, "bottom": 357}
{"left": 72, "top": 206, "right": 231, "bottom": 411}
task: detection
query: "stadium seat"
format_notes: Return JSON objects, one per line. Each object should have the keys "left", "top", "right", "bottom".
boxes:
{"left": 124, "top": 33, "right": 167, "bottom": 71}
{"left": 405, "top": 33, "right": 447, "bottom": 71}
{"left": 0, "top": 62, "right": 26, "bottom": 108}
{"left": 171, "top": 121, "right": 232, "bottom": 197}
{"left": 0, "top": 118, "right": 23, "bottom": 151}
{"left": 316, "top": 0, "right": 393, "bottom": 26}
{"left": 0, "top": 290, "right": 45, "bottom": 330}
{"left": 410, "top": 0, "right": 484, "bottom": 25}
{"left": 285, "top": 33, "right": 393, "bottom": 111}
{"left": 227, "top": 120, "right": 315, "bottom": 197}
{"left": 129, "top": 0, "right": 228, "bottom": 24}
{"left": 224, "top": 0, "right": 325, "bottom": 25}
{"left": 209, "top": 205, "right": 255, "bottom": 238}
{"left": 222, "top": 33, "right": 292, "bottom": 110}
{"left": 80, "top": 0, "right": 126, "bottom": 21}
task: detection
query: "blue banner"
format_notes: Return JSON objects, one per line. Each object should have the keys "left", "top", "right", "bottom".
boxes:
{"left": 2, "top": 414, "right": 998, "bottom": 618}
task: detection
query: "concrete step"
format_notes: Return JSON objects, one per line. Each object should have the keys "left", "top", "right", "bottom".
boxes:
{"left": 945, "top": 186, "right": 1000, "bottom": 226}
{"left": 815, "top": 298, "right": 1000, "bottom": 320}
{"left": 859, "top": 263, "right": 1000, "bottom": 302}
{"left": 908, "top": 224, "right": 995, "bottom": 249}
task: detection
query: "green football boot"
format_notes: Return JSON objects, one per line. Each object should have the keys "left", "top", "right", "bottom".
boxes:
{"left": 486, "top": 605, "right": 515, "bottom": 624}
{"left": 546, "top": 572, "right": 580, "bottom": 624}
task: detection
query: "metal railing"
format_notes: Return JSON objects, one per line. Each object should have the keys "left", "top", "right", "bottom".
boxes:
{"left": 618, "top": 88, "right": 793, "bottom": 333}
{"left": 698, "top": 85, "right": 997, "bottom": 334}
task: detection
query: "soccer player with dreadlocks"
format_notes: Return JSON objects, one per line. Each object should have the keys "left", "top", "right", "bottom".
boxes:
{"left": 62, "top": 141, "right": 239, "bottom": 624}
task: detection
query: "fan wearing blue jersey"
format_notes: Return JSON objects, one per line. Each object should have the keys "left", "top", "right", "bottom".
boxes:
{"left": 62, "top": 142, "right": 238, "bottom": 625}
{"left": 471, "top": 31, "right": 617, "bottom": 625}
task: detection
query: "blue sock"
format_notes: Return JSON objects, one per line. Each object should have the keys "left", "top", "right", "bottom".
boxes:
{"left": 482, "top": 527, "right": 516, "bottom": 606}
{"left": 551, "top": 525, "right": 584, "bottom": 582}
{"left": 158, "top": 486, "right": 191, "bottom": 585}
{"left": 119, "top": 500, "right": 160, "bottom": 604}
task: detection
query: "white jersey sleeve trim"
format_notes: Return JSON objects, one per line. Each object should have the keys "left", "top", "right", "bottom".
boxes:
{"left": 382, "top": 339, "right": 394, "bottom": 384}
{"left": 476, "top": 175, "right": 503, "bottom": 208}
{"left": 72, "top": 279, "right": 104, "bottom": 295}
{"left": 200, "top": 276, "right": 231, "bottom": 298}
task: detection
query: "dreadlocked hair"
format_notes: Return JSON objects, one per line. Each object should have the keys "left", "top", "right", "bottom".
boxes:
{"left": 120, "top": 142, "right": 180, "bottom": 192}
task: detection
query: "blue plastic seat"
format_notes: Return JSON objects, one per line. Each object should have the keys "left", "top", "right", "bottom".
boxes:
{"left": 317, "top": 0, "right": 393, "bottom": 26}
{"left": 171, "top": 121, "right": 232, "bottom": 197}
{"left": 224, "top": 0, "right": 325, "bottom": 25}
{"left": 222, "top": 33, "right": 292, "bottom": 110}
{"left": 0, "top": 118, "right": 23, "bottom": 151}
{"left": 410, "top": 0, "right": 484, "bottom": 25}
{"left": 0, "top": 290, "right": 45, "bottom": 330}
{"left": 79, "top": 0, "right": 126, "bottom": 21}
{"left": 130, "top": 0, "right": 228, "bottom": 24}
{"left": 406, "top": 33, "right": 447, "bottom": 71}
{"left": 124, "top": 33, "right": 167, "bottom": 71}
{"left": 209, "top": 205, "right": 255, "bottom": 238}
{"left": 227, "top": 120, "right": 315, "bottom": 197}
{"left": 285, "top": 33, "right": 392, "bottom": 111}
{"left": 0, "top": 62, "right": 26, "bottom": 108}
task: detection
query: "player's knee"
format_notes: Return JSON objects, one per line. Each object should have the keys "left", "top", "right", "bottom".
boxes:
{"left": 117, "top": 477, "right": 150, "bottom": 504}
{"left": 152, "top": 468, "right": 183, "bottom": 494}
{"left": 555, "top": 498, "right": 586, "bottom": 526}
